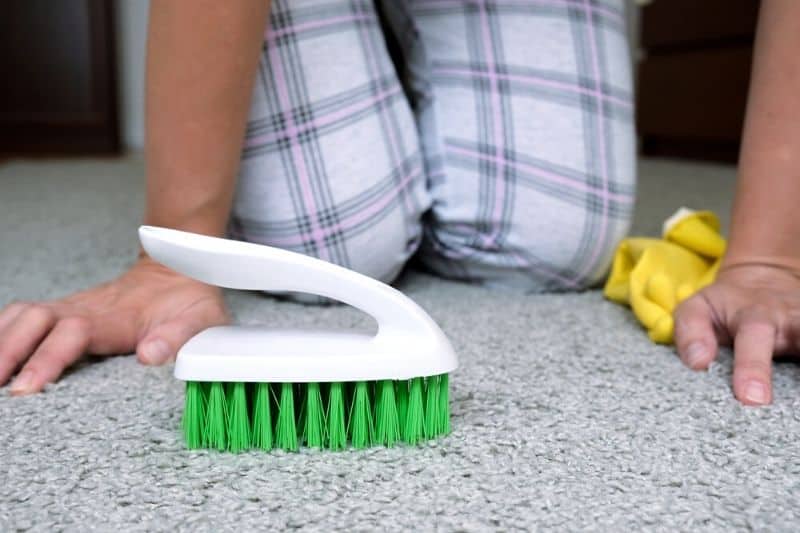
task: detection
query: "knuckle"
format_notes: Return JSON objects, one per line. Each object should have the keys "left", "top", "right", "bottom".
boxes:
{"left": 746, "top": 303, "right": 772, "bottom": 316}
{"left": 3, "top": 300, "right": 30, "bottom": 313}
{"left": 59, "top": 316, "right": 92, "bottom": 336}
{"left": 735, "top": 361, "right": 771, "bottom": 378}
{"left": 733, "top": 306, "right": 774, "bottom": 330}
{"left": 672, "top": 314, "right": 693, "bottom": 335}
{"left": 742, "top": 359, "right": 770, "bottom": 370}
{"left": 734, "top": 352, "right": 772, "bottom": 372}
{"left": 22, "top": 304, "right": 55, "bottom": 324}
{"left": 738, "top": 316, "right": 774, "bottom": 335}
{"left": 675, "top": 292, "right": 698, "bottom": 308}
{"left": 674, "top": 294, "right": 704, "bottom": 317}
{"left": 673, "top": 302, "right": 706, "bottom": 334}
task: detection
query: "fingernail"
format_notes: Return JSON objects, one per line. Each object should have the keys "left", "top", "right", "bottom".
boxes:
{"left": 685, "top": 342, "right": 707, "bottom": 368}
{"left": 141, "top": 339, "right": 170, "bottom": 364}
{"left": 743, "top": 381, "right": 768, "bottom": 405}
{"left": 9, "top": 370, "right": 34, "bottom": 395}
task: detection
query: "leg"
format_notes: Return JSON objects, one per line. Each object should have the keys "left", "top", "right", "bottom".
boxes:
{"left": 398, "top": 0, "right": 636, "bottom": 291}
{"left": 231, "top": 0, "right": 429, "bottom": 289}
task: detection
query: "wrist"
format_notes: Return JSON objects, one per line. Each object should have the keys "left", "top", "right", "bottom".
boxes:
{"left": 133, "top": 252, "right": 176, "bottom": 274}
{"left": 720, "top": 255, "right": 800, "bottom": 279}
{"left": 723, "top": 236, "right": 800, "bottom": 274}
{"left": 142, "top": 204, "right": 231, "bottom": 239}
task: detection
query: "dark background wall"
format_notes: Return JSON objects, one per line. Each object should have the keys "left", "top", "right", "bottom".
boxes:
{"left": 0, "top": 0, "right": 119, "bottom": 154}
{"left": 636, "top": 0, "right": 759, "bottom": 163}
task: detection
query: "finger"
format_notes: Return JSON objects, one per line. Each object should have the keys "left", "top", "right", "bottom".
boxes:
{"left": 0, "top": 305, "right": 57, "bottom": 386}
{"left": 0, "top": 301, "right": 28, "bottom": 335}
{"left": 732, "top": 311, "right": 775, "bottom": 406}
{"left": 10, "top": 317, "right": 91, "bottom": 395}
{"left": 136, "top": 306, "right": 225, "bottom": 365}
{"left": 674, "top": 294, "right": 719, "bottom": 370}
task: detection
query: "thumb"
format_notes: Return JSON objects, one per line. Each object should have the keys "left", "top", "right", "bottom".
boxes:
{"left": 673, "top": 293, "right": 719, "bottom": 370}
{"left": 137, "top": 305, "right": 228, "bottom": 365}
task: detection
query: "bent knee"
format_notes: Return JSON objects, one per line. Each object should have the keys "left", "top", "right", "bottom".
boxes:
{"left": 420, "top": 206, "right": 634, "bottom": 292}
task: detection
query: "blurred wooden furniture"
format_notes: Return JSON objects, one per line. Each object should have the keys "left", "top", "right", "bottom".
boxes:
{"left": 637, "top": 0, "right": 759, "bottom": 162}
{"left": 0, "top": 0, "right": 119, "bottom": 154}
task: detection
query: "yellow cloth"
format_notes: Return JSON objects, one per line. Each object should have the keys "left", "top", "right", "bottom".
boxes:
{"left": 603, "top": 208, "right": 726, "bottom": 344}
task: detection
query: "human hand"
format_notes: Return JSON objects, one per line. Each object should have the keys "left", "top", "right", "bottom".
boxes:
{"left": 674, "top": 262, "right": 800, "bottom": 405}
{"left": 0, "top": 257, "right": 228, "bottom": 395}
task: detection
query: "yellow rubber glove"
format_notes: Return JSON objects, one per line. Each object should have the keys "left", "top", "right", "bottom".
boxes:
{"left": 604, "top": 208, "right": 726, "bottom": 344}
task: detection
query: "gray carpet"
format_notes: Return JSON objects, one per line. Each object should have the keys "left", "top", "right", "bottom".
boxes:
{"left": 1, "top": 156, "right": 799, "bottom": 531}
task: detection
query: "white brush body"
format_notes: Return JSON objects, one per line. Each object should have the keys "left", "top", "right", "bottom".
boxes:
{"left": 138, "top": 226, "right": 458, "bottom": 382}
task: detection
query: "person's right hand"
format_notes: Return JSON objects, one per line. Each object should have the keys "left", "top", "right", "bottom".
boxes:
{"left": 0, "top": 256, "right": 229, "bottom": 395}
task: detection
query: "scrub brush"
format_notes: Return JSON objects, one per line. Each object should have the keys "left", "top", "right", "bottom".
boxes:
{"left": 138, "top": 226, "right": 458, "bottom": 452}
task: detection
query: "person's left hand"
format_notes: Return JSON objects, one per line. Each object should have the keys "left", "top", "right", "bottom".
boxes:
{"left": 673, "top": 262, "right": 800, "bottom": 405}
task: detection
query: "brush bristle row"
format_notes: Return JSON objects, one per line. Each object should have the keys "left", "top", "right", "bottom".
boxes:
{"left": 182, "top": 375, "right": 451, "bottom": 452}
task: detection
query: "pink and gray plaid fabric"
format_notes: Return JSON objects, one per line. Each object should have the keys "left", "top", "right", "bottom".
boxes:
{"left": 230, "top": 0, "right": 635, "bottom": 292}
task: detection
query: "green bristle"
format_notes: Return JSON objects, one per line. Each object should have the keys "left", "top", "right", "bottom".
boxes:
{"left": 375, "top": 380, "right": 400, "bottom": 447}
{"left": 275, "top": 382, "right": 298, "bottom": 451}
{"left": 200, "top": 382, "right": 213, "bottom": 447}
{"left": 403, "top": 377, "right": 425, "bottom": 445}
{"left": 204, "top": 382, "right": 228, "bottom": 450}
{"left": 181, "top": 373, "right": 451, "bottom": 452}
{"left": 251, "top": 382, "right": 273, "bottom": 450}
{"left": 226, "top": 382, "right": 251, "bottom": 452}
{"left": 183, "top": 381, "right": 206, "bottom": 449}
{"left": 303, "top": 383, "right": 325, "bottom": 448}
{"left": 424, "top": 375, "right": 441, "bottom": 439}
{"left": 438, "top": 374, "right": 450, "bottom": 435}
{"left": 327, "top": 382, "right": 347, "bottom": 450}
{"left": 348, "top": 381, "right": 374, "bottom": 449}
{"left": 396, "top": 379, "right": 409, "bottom": 437}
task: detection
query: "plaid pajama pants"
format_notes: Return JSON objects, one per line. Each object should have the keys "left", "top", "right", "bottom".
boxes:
{"left": 230, "top": 0, "right": 635, "bottom": 293}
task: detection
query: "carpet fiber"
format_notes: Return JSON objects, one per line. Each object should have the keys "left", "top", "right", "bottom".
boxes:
{"left": 1, "top": 157, "right": 798, "bottom": 531}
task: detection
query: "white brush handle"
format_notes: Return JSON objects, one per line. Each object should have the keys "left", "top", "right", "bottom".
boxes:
{"left": 138, "top": 226, "right": 442, "bottom": 340}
